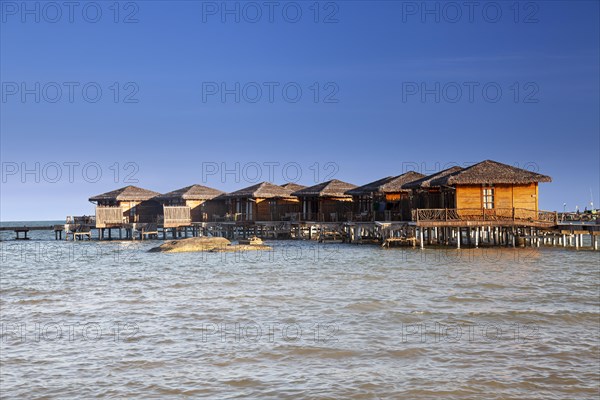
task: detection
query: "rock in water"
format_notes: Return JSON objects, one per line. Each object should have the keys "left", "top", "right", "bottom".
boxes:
{"left": 148, "top": 237, "right": 231, "bottom": 253}
{"left": 237, "top": 236, "right": 263, "bottom": 245}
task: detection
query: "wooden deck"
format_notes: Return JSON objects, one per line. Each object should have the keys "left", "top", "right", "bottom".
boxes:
{"left": 412, "top": 208, "right": 558, "bottom": 227}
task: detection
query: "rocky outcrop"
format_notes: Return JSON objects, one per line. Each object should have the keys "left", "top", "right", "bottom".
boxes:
{"left": 149, "top": 236, "right": 271, "bottom": 253}
{"left": 148, "top": 237, "right": 231, "bottom": 253}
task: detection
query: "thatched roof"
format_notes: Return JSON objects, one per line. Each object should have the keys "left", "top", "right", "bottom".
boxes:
{"left": 432, "top": 160, "right": 552, "bottom": 185}
{"left": 89, "top": 185, "right": 160, "bottom": 202}
{"left": 403, "top": 166, "right": 464, "bottom": 189}
{"left": 224, "top": 182, "right": 295, "bottom": 199}
{"left": 292, "top": 179, "right": 357, "bottom": 198}
{"left": 346, "top": 171, "right": 426, "bottom": 195}
{"left": 156, "top": 184, "right": 224, "bottom": 201}
{"left": 280, "top": 183, "right": 307, "bottom": 192}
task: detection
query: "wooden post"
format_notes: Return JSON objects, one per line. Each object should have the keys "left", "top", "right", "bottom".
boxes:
{"left": 419, "top": 228, "right": 424, "bottom": 249}
{"left": 475, "top": 227, "right": 479, "bottom": 248}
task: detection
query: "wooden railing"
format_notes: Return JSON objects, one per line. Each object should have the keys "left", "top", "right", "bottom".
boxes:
{"left": 162, "top": 206, "right": 192, "bottom": 228}
{"left": 558, "top": 211, "right": 599, "bottom": 222}
{"left": 66, "top": 215, "right": 95, "bottom": 225}
{"left": 212, "top": 212, "right": 352, "bottom": 223}
{"left": 412, "top": 208, "right": 558, "bottom": 224}
{"left": 95, "top": 207, "right": 125, "bottom": 228}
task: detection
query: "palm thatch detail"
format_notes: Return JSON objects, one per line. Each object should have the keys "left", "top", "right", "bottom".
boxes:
{"left": 89, "top": 185, "right": 161, "bottom": 202}
{"left": 403, "top": 166, "right": 464, "bottom": 189}
{"left": 280, "top": 183, "right": 307, "bottom": 192}
{"left": 292, "top": 179, "right": 357, "bottom": 198}
{"left": 156, "top": 184, "right": 224, "bottom": 201}
{"left": 432, "top": 160, "right": 552, "bottom": 185}
{"left": 346, "top": 171, "right": 426, "bottom": 195}
{"left": 224, "top": 182, "right": 296, "bottom": 199}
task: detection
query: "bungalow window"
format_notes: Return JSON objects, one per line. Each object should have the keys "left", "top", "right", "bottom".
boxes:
{"left": 483, "top": 186, "right": 495, "bottom": 209}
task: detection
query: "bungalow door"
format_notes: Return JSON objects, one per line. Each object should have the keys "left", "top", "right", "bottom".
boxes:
{"left": 129, "top": 203, "right": 136, "bottom": 223}
{"left": 443, "top": 191, "right": 456, "bottom": 209}
{"left": 246, "top": 200, "right": 253, "bottom": 221}
{"left": 302, "top": 199, "right": 311, "bottom": 219}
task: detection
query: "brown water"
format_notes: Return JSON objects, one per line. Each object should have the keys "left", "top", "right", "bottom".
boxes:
{"left": 1, "top": 235, "right": 599, "bottom": 398}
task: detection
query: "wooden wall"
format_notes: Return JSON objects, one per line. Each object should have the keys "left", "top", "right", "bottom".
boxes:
{"left": 105, "top": 200, "right": 161, "bottom": 223}
{"left": 455, "top": 184, "right": 538, "bottom": 210}
{"left": 255, "top": 198, "right": 300, "bottom": 221}
{"left": 203, "top": 199, "right": 228, "bottom": 221}
{"left": 455, "top": 185, "right": 482, "bottom": 209}
{"left": 413, "top": 189, "right": 454, "bottom": 209}
{"left": 256, "top": 199, "right": 270, "bottom": 221}
{"left": 185, "top": 199, "right": 205, "bottom": 222}
{"left": 319, "top": 197, "right": 353, "bottom": 221}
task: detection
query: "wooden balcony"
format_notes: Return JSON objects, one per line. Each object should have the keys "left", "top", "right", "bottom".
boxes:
{"left": 412, "top": 208, "right": 558, "bottom": 227}
{"left": 162, "top": 206, "right": 192, "bottom": 228}
{"left": 95, "top": 206, "right": 125, "bottom": 228}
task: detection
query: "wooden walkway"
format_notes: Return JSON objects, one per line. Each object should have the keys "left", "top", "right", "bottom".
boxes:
{"left": 0, "top": 225, "right": 64, "bottom": 240}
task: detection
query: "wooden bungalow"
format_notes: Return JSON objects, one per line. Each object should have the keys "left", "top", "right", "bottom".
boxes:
{"left": 89, "top": 185, "right": 162, "bottom": 228}
{"left": 292, "top": 179, "right": 357, "bottom": 222}
{"left": 224, "top": 182, "right": 300, "bottom": 222}
{"left": 345, "top": 171, "right": 426, "bottom": 221}
{"left": 405, "top": 160, "right": 552, "bottom": 222}
{"left": 155, "top": 184, "right": 226, "bottom": 227}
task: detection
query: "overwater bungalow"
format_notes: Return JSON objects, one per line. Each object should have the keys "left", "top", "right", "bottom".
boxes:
{"left": 224, "top": 182, "right": 300, "bottom": 222}
{"left": 345, "top": 171, "right": 426, "bottom": 221}
{"left": 404, "top": 160, "right": 553, "bottom": 222}
{"left": 292, "top": 179, "right": 357, "bottom": 222}
{"left": 89, "top": 185, "right": 162, "bottom": 228}
{"left": 156, "top": 184, "right": 226, "bottom": 227}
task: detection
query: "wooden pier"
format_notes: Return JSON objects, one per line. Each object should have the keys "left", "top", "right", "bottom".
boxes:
{"left": 1, "top": 217, "right": 598, "bottom": 251}
{"left": 0, "top": 225, "right": 64, "bottom": 240}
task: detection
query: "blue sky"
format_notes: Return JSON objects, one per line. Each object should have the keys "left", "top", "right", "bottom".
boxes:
{"left": 1, "top": 0, "right": 599, "bottom": 220}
